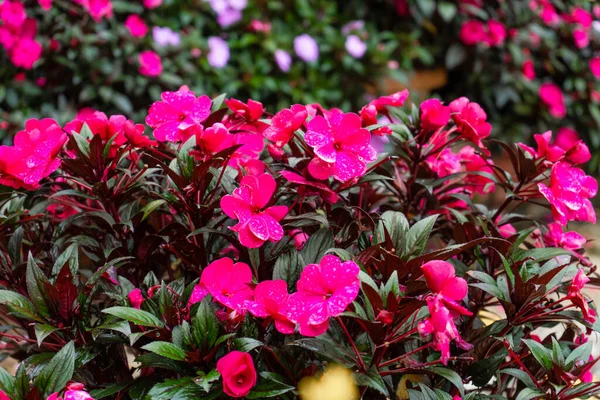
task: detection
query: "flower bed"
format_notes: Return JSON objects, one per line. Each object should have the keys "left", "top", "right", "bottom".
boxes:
{"left": 0, "top": 87, "right": 597, "bottom": 399}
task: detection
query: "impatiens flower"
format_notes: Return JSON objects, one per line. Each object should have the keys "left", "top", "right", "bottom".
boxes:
{"left": 458, "top": 146, "right": 495, "bottom": 194}
{"left": 1, "top": 0, "right": 26, "bottom": 27}
{"left": 425, "top": 148, "right": 462, "bottom": 178}
{"left": 449, "top": 97, "right": 492, "bottom": 149}
{"left": 498, "top": 222, "right": 517, "bottom": 239}
{"left": 10, "top": 38, "right": 42, "bottom": 69}
{"left": 573, "top": 28, "right": 590, "bottom": 48}
{"left": 225, "top": 98, "right": 264, "bottom": 123}
{"left": 369, "top": 90, "right": 409, "bottom": 112}
{"left": 247, "top": 280, "right": 295, "bottom": 334}
{"left": 216, "top": 351, "right": 257, "bottom": 398}
{"left": 123, "top": 120, "right": 157, "bottom": 148}
{"left": 567, "top": 269, "right": 596, "bottom": 323}
{"left": 125, "top": 14, "right": 148, "bottom": 37}
{"left": 138, "top": 50, "right": 162, "bottom": 77}
{"left": 128, "top": 288, "right": 144, "bottom": 309}
{"left": 194, "top": 122, "right": 232, "bottom": 156}
{"left": 294, "top": 34, "right": 319, "bottom": 62}
{"left": 152, "top": 26, "right": 180, "bottom": 47}
{"left": 305, "top": 111, "right": 377, "bottom": 182}
{"left": 284, "top": 255, "right": 360, "bottom": 337}
{"left": 187, "top": 283, "right": 208, "bottom": 307}
{"left": 0, "top": 390, "right": 9, "bottom": 400}
{"left": 145, "top": 87, "right": 212, "bottom": 142}
{"left": 420, "top": 99, "right": 450, "bottom": 131}
{"left": 280, "top": 170, "right": 339, "bottom": 204}
{"left": 538, "top": 162, "right": 597, "bottom": 225}
{"left": 143, "top": 0, "right": 162, "bottom": 8}
{"left": 421, "top": 260, "right": 472, "bottom": 315}
{"left": 459, "top": 20, "right": 486, "bottom": 45}
{"left": 0, "top": 118, "right": 67, "bottom": 190}
{"left": 543, "top": 223, "right": 586, "bottom": 250}
{"left": 539, "top": 83, "right": 566, "bottom": 118}
{"left": 486, "top": 20, "right": 507, "bottom": 46}
{"left": 200, "top": 258, "right": 253, "bottom": 314}
{"left": 263, "top": 104, "right": 307, "bottom": 147}
{"left": 207, "top": 36, "right": 229, "bottom": 68}
{"left": 345, "top": 35, "right": 367, "bottom": 59}
{"left": 274, "top": 49, "right": 292, "bottom": 72}
{"left": 48, "top": 383, "right": 94, "bottom": 400}
{"left": 220, "top": 173, "right": 287, "bottom": 248}
{"left": 75, "top": 0, "right": 113, "bottom": 21}
{"left": 290, "top": 229, "right": 309, "bottom": 250}
{"left": 590, "top": 57, "right": 600, "bottom": 80}
{"left": 520, "top": 129, "right": 591, "bottom": 165}
{"left": 523, "top": 60, "right": 535, "bottom": 80}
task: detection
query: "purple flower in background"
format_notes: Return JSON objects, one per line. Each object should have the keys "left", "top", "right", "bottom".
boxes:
{"left": 294, "top": 34, "right": 319, "bottom": 63}
{"left": 274, "top": 49, "right": 291, "bottom": 72}
{"left": 153, "top": 26, "right": 181, "bottom": 47}
{"left": 342, "top": 20, "right": 365, "bottom": 35}
{"left": 206, "top": 0, "right": 247, "bottom": 27}
{"left": 345, "top": 35, "right": 367, "bottom": 58}
{"left": 208, "top": 37, "right": 230, "bottom": 68}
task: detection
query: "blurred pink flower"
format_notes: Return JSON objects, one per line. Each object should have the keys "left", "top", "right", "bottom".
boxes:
{"left": 590, "top": 57, "right": 600, "bottom": 79}
{"left": 143, "top": 0, "right": 162, "bottom": 8}
{"left": 459, "top": 20, "right": 486, "bottom": 45}
{"left": 274, "top": 49, "right": 291, "bottom": 72}
{"left": 207, "top": 36, "right": 229, "bottom": 68}
{"left": 75, "top": 0, "right": 113, "bottom": 21}
{"left": 10, "top": 37, "right": 42, "bottom": 69}
{"left": 125, "top": 14, "right": 148, "bottom": 37}
{"left": 345, "top": 35, "right": 367, "bottom": 59}
{"left": 138, "top": 50, "right": 162, "bottom": 77}
{"left": 573, "top": 28, "right": 589, "bottom": 48}
{"left": 523, "top": 60, "right": 535, "bottom": 80}
{"left": 539, "top": 83, "right": 566, "bottom": 118}
{"left": 294, "top": 34, "right": 319, "bottom": 62}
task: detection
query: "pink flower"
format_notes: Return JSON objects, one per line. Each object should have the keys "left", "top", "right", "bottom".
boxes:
{"left": 194, "top": 122, "right": 232, "bottom": 156}
{"left": 538, "top": 162, "right": 597, "bottom": 225}
{"left": 216, "top": 351, "right": 257, "bottom": 398}
{"left": 498, "top": 223, "right": 517, "bottom": 239}
{"left": 524, "top": 129, "right": 591, "bottom": 165}
{"left": 123, "top": 120, "right": 157, "bottom": 148}
{"left": 418, "top": 296, "right": 473, "bottom": 365}
{"left": 573, "top": 28, "right": 589, "bottom": 48}
{"left": 590, "top": 57, "right": 600, "bottom": 79}
{"left": 486, "top": 20, "right": 506, "bottom": 46}
{"left": 290, "top": 229, "right": 309, "bottom": 250}
{"left": 125, "top": 14, "right": 148, "bottom": 37}
{"left": 420, "top": 99, "right": 450, "bottom": 131}
{"left": 247, "top": 280, "right": 295, "bottom": 334}
{"left": 459, "top": 20, "right": 486, "bottom": 45}
{"left": 305, "top": 111, "right": 376, "bottom": 182}
{"left": 543, "top": 223, "right": 586, "bottom": 250}
{"left": 138, "top": 50, "right": 162, "bottom": 77}
{"left": 187, "top": 283, "right": 208, "bottom": 307}
{"left": 128, "top": 289, "right": 144, "bottom": 309}
{"left": 143, "top": 0, "right": 162, "bottom": 8}
{"left": 421, "top": 260, "right": 472, "bottom": 316}
{"left": 294, "top": 34, "right": 319, "bottom": 62}
{"left": 539, "top": 83, "right": 566, "bottom": 118}
{"left": 263, "top": 104, "right": 307, "bottom": 147}
{"left": 0, "top": 118, "right": 67, "bottom": 190}
{"left": 458, "top": 146, "right": 495, "bottom": 194}
{"left": 145, "top": 87, "right": 212, "bottom": 142}
{"left": 570, "top": 7, "right": 593, "bottom": 28}
{"left": 75, "top": 0, "right": 113, "bottom": 21}
{"left": 207, "top": 36, "right": 229, "bottom": 68}
{"left": 425, "top": 148, "right": 462, "bottom": 178}
{"left": 0, "top": 390, "right": 9, "bottom": 400}
{"left": 10, "top": 38, "right": 42, "bottom": 69}
{"left": 345, "top": 35, "right": 367, "bottom": 59}
{"left": 0, "top": 1, "right": 26, "bottom": 27}
{"left": 360, "top": 90, "right": 409, "bottom": 135}
{"left": 284, "top": 255, "right": 360, "bottom": 337}
{"left": 274, "top": 49, "right": 292, "bottom": 72}
{"left": 48, "top": 203, "right": 79, "bottom": 219}
{"left": 370, "top": 90, "right": 409, "bottom": 112}
{"left": 200, "top": 258, "right": 253, "bottom": 314}
{"left": 220, "top": 173, "right": 287, "bottom": 248}
{"left": 50, "top": 383, "right": 94, "bottom": 400}
{"left": 567, "top": 269, "right": 596, "bottom": 323}
{"left": 523, "top": 60, "right": 535, "bottom": 80}
{"left": 449, "top": 97, "right": 491, "bottom": 148}
{"left": 226, "top": 98, "right": 264, "bottom": 123}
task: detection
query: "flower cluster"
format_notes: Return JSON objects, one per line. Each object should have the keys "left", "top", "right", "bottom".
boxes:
{"left": 0, "top": 91, "right": 597, "bottom": 400}
{"left": 0, "top": 0, "right": 42, "bottom": 68}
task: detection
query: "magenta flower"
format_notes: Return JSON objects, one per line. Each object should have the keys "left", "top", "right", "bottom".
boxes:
{"left": 145, "top": 87, "right": 212, "bottom": 142}
{"left": 425, "top": 148, "right": 462, "bottom": 179}
{"left": 0, "top": 118, "right": 67, "bottom": 190}
{"left": 418, "top": 296, "right": 473, "bottom": 365}
{"left": 573, "top": 28, "right": 589, "bottom": 48}
{"left": 567, "top": 269, "right": 596, "bottom": 323}
{"left": 294, "top": 34, "right": 319, "bottom": 63}
{"left": 345, "top": 35, "right": 367, "bottom": 59}
{"left": 10, "top": 38, "right": 42, "bottom": 69}
{"left": 200, "top": 258, "right": 253, "bottom": 314}
{"left": 194, "top": 122, "right": 232, "bottom": 156}
{"left": 538, "top": 162, "right": 597, "bottom": 226}
{"left": 284, "top": 255, "right": 360, "bottom": 337}
{"left": 128, "top": 289, "right": 144, "bottom": 309}
{"left": 263, "top": 104, "right": 307, "bottom": 147}
{"left": 539, "top": 83, "right": 566, "bottom": 118}
{"left": 207, "top": 36, "right": 229, "bottom": 68}
{"left": 0, "top": 1, "right": 26, "bottom": 27}
{"left": 485, "top": 20, "right": 506, "bottom": 46}
{"left": 520, "top": 129, "right": 591, "bottom": 165}
{"left": 591, "top": 57, "right": 600, "bottom": 79}
{"left": 458, "top": 146, "right": 495, "bottom": 194}
{"left": 125, "top": 14, "right": 148, "bottom": 37}
{"left": 75, "top": 0, "right": 113, "bottom": 22}
{"left": 420, "top": 99, "right": 451, "bottom": 131}
{"left": 543, "top": 223, "right": 586, "bottom": 250}
{"left": 220, "top": 173, "right": 287, "bottom": 248}
{"left": 523, "top": 60, "right": 535, "bottom": 80}
{"left": 421, "top": 260, "right": 472, "bottom": 316}
{"left": 305, "top": 111, "right": 376, "bottom": 182}
{"left": 143, "top": 0, "right": 162, "bottom": 8}
{"left": 459, "top": 20, "right": 486, "bottom": 45}
{"left": 274, "top": 49, "right": 292, "bottom": 72}
{"left": 138, "top": 50, "right": 162, "bottom": 77}
{"left": 48, "top": 383, "right": 94, "bottom": 400}
{"left": 449, "top": 97, "right": 491, "bottom": 149}
{"left": 247, "top": 280, "right": 295, "bottom": 334}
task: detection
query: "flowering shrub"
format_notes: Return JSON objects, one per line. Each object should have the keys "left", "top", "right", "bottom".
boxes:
{"left": 0, "top": 0, "right": 416, "bottom": 140}
{"left": 397, "top": 0, "right": 600, "bottom": 173}
{"left": 0, "top": 88, "right": 597, "bottom": 399}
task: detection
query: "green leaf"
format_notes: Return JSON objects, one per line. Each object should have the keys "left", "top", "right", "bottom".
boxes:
{"left": 354, "top": 366, "right": 388, "bottom": 396}
{"left": 273, "top": 250, "right": 301, "bottom": 291}
{"left": 193, "top": 369, "right": 220, "bottom": 393}
{"left": 300, "top": 228, "right": 334, "bottom": 266}
{"left": 470, "top": 283, "right": 506, "bottom": 301}
{"left": 404, "top": 215, "right": 438, "bottom": 258}
{"left": 26, "top": 253, "right": 50, "bottom": 316}
{"left": 246, "top": 372, "right": 295, "bottom": 399}
{"left": 565, "top": 341, "right": 593, "bottom": 370}
{"left": 499, "top": 368, "right": 537, "bottom": 389}
{"left": 430, "top": 367, "right": 465, "bottom": 396}
{"left": 211, "top": 93, "right": 227, "bottom": 112}
{"left": 34, "top": 324, "right": 58, "bottom": 348}
{"left": 141, "top": 199, "right": 167, "bottom": 221}
{"left": 283, "top": 212, "right": 329, "bottom": 228}
{"left": 445, "top": 44, "right": 467, "bottom": 69}
{"left": 89, "top": 382, "right": 130, "bottom": 399}
{"left": 102, "top": 307, "right": 164, "bottom": 328}
{"left": 515, "top": 387, "right": 544, "bottom": 400}
{"left": 0, "top": 367, "right": 15, "bottom": 398}
{"left": 192, "top": 299, "right": 219, "bottom": 351}
{"left": 142, "top": 342, "right": 187, "bottom": 361}
{"left": 52, "top": 243, "right": 79, "bottom": 277}
{"left": 35, "top": 341, "right": 75, "bottom": 397}
{"left": 374, "top": 211, "right": 409, "bottom": 252}
{"left": 147, "top": 377, "right": 205, "bottom": 400}
{"left": 438, "top": 2, "right": 457, "bottom": 21}
{"left": 522, "top": 339, "right": 552, "bottom": 370}
{"left": 0, "top": 290, "right": 43, "bottom": 322}
{"left": 232, "top": 338, "right": 263, "bottom": 352}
